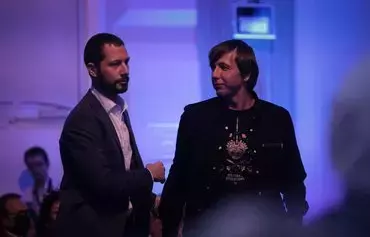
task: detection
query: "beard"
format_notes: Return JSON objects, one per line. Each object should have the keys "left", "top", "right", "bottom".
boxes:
{"left": 96, "top": 74, "right": 130, "bottom": 95}
{"left": 114, "top": 79, "right": 128, "bottom": 94}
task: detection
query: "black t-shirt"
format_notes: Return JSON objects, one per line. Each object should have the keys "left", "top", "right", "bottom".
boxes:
{"left": 217, "top": 107, "right": 259, "bottom": 193}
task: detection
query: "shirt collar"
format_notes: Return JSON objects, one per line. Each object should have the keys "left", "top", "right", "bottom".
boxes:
{"left": 91, "top": 88, "right": 128, "bottom": 114}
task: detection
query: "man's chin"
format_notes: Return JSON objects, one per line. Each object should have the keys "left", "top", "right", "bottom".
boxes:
{"left": 215, "top": 90, "right": 229, "bottom": 98}
{"left": 115, "top": 84, "right": 128, "bottom": 94}
{"left": 116, "top": 88, "right": 128, "bottom": 94}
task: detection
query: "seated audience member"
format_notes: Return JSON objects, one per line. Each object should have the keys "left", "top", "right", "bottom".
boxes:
{"left": 0, "top": 193, "right": 33, "bottom": 237}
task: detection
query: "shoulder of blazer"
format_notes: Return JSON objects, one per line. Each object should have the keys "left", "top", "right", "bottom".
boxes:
{"left": 183, "top": 97, "right": 222, "bottom": 114}
{"left": 183, "top": 97, "right": 290, "bottom": 115}
{"left": 62, "top": 91, "right": 101, "bottom": 130}
{"left": 256, "top": 99, "right": 292, "bottom": 124}
{"left": 258, "top": 99, "right": 288, "bottom": 113}
{"left": 182, "top": 97, "right": 292, "bottom": 125}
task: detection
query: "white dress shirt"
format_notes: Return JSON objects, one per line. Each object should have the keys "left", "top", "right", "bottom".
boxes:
{"left": 91, "top": 88, "right": 133, "bottom": 210}
{"left": 91, "top": 88, "right": 132, "bottom": 170}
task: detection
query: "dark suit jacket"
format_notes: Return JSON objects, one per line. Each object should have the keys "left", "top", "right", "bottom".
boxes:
{"left": 159, "top": 96, "right": 308, "bottom": 237}
{"left": 55, "top": 90, "right": 154, "bottom": 237}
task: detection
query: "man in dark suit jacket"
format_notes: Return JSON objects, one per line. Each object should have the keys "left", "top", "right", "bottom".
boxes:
{"left": 55, "top": 33, "right": 165, "bottom": 237}
{"left": 159, "top": 40, "right": 309, "bottom": 237}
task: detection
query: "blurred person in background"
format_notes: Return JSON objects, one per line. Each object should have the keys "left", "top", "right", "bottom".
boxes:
{"left": 23, "top": 147, "right": 54, "bottom": 216}
{"left": 0, "top": 193, "right": 34, "bottom": 237}
{"left": 303, "top": 58, "right": 370, "bottom": 237}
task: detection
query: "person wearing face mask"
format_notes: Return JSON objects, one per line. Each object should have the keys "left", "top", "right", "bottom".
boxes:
{"left": 159, "top": 39, "right": 309, "bottom": 237}
{"left": 55, "top": 33, "right": 165, "bottom": 237}
{"left": 0, "top": 193, "right": 32, "bottom": 237}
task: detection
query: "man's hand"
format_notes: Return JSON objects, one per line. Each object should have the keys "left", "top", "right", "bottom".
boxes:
{"left": 146, "top": 161, "right": 165, "bottom": 183}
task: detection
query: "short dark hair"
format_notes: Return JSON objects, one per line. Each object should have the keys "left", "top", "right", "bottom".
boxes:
{"left": 209, "top": 39, "right": 259, "bottom": 91}
{"left": 0, "top": 193, "right": 21, "bottom": 217}
{"left": 24, "top": 146, "right": 49, "bottom": 167}
{"left": 83, "top": 33, "right": 125, "bottom": 66}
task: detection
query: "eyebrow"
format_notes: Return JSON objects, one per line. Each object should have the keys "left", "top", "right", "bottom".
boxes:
{"left": 217, "top": 61, "right": 231, "bottom": 68}
{"left": 109, "top": 57, "right": 130, "bottom": 63}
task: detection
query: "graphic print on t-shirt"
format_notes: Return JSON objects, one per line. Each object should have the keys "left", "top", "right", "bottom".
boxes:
{"left": 222, "top": 116, "right": 256, "bottom": 185}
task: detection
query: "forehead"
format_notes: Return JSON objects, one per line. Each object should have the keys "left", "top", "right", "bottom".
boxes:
{"left": 5, "top": 198, "right": 27, "bottom": 213}
{"left": 101, "top": 44, "right": 128, "bottom": 60}
{"left": 27, "top": 155, "right": 45, "bottom": 163}
{"left": 216, "top": 50, "right": 237, "bottom": 65}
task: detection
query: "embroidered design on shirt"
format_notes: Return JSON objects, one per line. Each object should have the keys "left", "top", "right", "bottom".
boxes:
{"left": 226, "top": 135, "right": 248, "bottom": 160}
{"left": 222, "top": 116, "right": 256, "bottom": 183}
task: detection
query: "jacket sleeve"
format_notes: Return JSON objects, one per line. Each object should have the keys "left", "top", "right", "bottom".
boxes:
{"left": 159, "top": 107, "right": 193, "bottom": 237}
{"left": 279, "top": 109, "right": 309, "bottom": 222}
{"left": 59, "top": 115, "right": 153, "bottom": 203}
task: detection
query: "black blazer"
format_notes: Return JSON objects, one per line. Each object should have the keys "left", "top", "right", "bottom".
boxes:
{"left": 55, "top": 90, "right": 154, "bottom": 237}
{"left": 159, "top": 96, "right": 308, "bottom": 236}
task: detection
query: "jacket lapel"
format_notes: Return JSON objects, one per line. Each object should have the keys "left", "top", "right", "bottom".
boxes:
{"left": 123, "top": 110, "right": 144, "bottom": 169}
{"left": 86, "top": 90, "right": 124, "bottom": 159}
{"left": 86, "top": 90, "right": 144, "bottom": 169}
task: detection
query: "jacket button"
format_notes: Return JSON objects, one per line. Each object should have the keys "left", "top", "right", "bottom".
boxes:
{"left": 206, "top": 186, "right": 210, "bottom": 190}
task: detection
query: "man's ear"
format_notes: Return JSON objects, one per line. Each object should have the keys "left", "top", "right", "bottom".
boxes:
{"left": 87, "top": 63, "right": 98, "bottom": 77}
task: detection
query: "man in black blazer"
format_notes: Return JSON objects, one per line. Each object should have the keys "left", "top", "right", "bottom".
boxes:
{"left": 159, "top": 40, "right": 308, "bottom": 237}
{"left": 55, "top": 33, "right": 165, "bottom": 237}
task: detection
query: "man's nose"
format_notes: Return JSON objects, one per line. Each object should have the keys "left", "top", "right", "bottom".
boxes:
{"left": 119, "top": 63, "right": 129, "bottom": 74}
{"left": 212, "top": 67, "right": 222, "bottom": 79}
